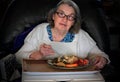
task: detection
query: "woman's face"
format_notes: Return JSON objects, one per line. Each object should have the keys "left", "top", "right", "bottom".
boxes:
{"left": 53, "top": 4, "right": 75, "bottom": 32}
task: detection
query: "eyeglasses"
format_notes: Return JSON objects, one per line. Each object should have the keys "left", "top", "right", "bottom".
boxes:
{"left": 56, "top": 11, "right": 76, "bottom": 21}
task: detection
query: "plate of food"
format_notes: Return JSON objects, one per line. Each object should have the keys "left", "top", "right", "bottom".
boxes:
{"left": 47, "top": 55, "right": 90, "bottom": 69}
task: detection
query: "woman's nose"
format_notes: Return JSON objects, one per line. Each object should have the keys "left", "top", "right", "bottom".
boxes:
{"left": 62, "top": 16, "right": 68, "bottom": 22}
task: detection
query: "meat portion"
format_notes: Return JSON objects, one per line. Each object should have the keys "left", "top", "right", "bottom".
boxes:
{"left": 57, "top": 55, "right": 79, "bottom": 64}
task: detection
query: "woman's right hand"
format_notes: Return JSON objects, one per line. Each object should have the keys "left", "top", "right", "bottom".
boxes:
{"left": 29, "top": 51, "right": 43, "bottom": 60}
{"left": 39, "top": 43, "right": 55, "bottom": 56}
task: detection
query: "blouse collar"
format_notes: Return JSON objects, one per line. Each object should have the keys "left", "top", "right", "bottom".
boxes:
{"left": 47, "top": 25, "right": 75, "bottom": 42}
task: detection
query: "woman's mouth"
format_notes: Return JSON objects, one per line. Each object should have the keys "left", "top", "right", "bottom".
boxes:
{"left": 59, "top": 23, "right": 67, "bottom": 27}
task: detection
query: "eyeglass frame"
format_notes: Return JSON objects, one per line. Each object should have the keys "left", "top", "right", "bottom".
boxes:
{"left": 55, "top": 11, "right": 76, "bottom": 21}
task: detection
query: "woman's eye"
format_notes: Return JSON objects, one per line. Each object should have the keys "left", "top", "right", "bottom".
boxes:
{"left": 59, "top": 12, "right": 65, "bottom": 17}
{"left": 69, "top": 16, "right": 74, "bottom": 19}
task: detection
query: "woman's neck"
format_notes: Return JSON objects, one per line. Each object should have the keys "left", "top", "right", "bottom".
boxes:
{"left": 52, "top": 28, "right": 67, "bottom": 41}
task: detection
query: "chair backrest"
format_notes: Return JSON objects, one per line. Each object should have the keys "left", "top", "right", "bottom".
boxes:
{"left": 0, "top": 0, "right": 110, "bottom": 58}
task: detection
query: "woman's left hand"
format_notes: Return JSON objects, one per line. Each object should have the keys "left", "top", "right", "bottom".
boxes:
{"left": 93, "top": 56, "right": 107, "bottom": 70}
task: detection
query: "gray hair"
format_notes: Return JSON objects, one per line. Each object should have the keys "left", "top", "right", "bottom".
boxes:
{"left": 47, "top": 0, "right": 81, "bottom": 33}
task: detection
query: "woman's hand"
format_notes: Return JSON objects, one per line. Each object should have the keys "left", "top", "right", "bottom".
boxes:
{"left": 29, "top": 51, "right": 43, "bottom": 60}
{"left": 39, "top": 43, "right": 55, "bottom": 56}
{"left": 92, "top": 56, "right": 107, "bottom": 70}
{"left": 29, "top": 43, "right": 55, "bottom": 60}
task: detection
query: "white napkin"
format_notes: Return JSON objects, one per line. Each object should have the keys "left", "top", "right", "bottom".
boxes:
{"left": 44, "top": 42, "right": 77, "bottom": 59}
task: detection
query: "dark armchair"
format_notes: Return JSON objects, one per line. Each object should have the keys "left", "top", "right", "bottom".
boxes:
{"left": 0, "top": 0, "right": 112, "bottom": 82}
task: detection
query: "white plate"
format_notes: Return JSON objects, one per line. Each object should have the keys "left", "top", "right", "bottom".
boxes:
{"left": 47, "top": 59, "right": 90, "bottom": 70}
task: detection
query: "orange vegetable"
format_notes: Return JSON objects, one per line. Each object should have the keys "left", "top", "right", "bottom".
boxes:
{"left": 65, "top": 63, "right": 78, "bottom": 67}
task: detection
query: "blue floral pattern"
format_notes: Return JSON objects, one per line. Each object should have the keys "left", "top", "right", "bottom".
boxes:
{"left": 47, "top": 25, "right": 75, "bottom": 42}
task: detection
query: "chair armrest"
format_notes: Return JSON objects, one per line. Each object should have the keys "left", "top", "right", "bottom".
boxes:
{"left": 0, "top": 54, "right": 21, "bottom": 81}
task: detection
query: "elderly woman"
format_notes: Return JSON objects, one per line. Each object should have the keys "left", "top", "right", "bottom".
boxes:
{"left": 15, "top": 0, "right": 110, "bottom": 70}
